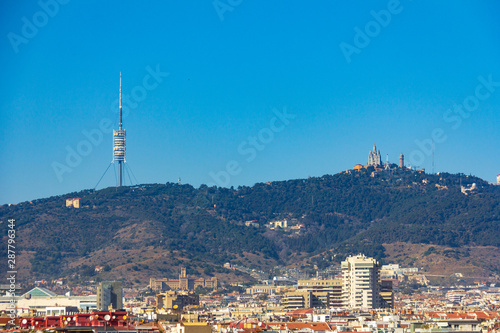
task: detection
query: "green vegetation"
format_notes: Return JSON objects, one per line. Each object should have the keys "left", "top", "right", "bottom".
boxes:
{"left": 1, "top": 169, "right": 498, "bottom": 283}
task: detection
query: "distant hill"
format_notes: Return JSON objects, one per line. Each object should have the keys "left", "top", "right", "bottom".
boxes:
{"left": 1, "top": 168, "right": 499, "bottom": 287}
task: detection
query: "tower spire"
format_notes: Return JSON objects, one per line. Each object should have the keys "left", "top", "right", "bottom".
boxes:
{"left": 113, "top": 72, "right": 126, "bottom": 187}
{"left": 119, "top": 72, "right": 122, "bottom": 130}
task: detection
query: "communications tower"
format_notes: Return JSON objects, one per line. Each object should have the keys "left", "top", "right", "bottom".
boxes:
{"left": 113, "top": 73, "right": 126, "bottom": 186}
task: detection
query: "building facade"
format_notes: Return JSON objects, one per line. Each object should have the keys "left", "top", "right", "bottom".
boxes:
{"left": 280, "top": 279, "right": 343, "bottom": 310}
{"left": 297, "top": 279, "right": 343, "bottom": 308}
{"left": 156, "top": 290, "right": 199, "bottom": 311}
{"left": 0, "top": 287, "right": 96, "bottom": 316}
{"left": 341, "top": 254, "right": 381, "bottom": 309}
{"left": 150, "top": 268, "right": 218, "bottom": 292}
{"left": 96, "top": 281, "right": 123, "bottom": 310}
{"left": 281, "top": 291, "right": 313, "bottom": 310}
{"left": 368, "top": 144, "right": 382, "bottom": 166}
{"left": 245, "top": 285, "right": 287, "bottom": 295}
{"left": 65, "top": 198, "right": 80, "bottom": 208}
{"left": 379, "top": 279, "right": 394, "bottom": 308}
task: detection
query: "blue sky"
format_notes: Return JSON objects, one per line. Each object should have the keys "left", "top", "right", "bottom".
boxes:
{"left": 1, "top": 1, "right": 500, "bottom": 204}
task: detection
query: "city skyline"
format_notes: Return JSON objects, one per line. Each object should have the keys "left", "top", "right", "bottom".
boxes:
{"left": 1, "top": 1, "right": 500, "bottom": 204}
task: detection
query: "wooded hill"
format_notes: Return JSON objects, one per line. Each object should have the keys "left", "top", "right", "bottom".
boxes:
{"left": 1, "top": 168, "right": 499, "bottom": 286}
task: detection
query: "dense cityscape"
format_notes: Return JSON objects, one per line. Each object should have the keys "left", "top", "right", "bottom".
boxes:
{"left": 1, "top": 254, "right": 500, "bottom": 333}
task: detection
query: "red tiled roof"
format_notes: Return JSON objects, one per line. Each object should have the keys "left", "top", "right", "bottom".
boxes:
{"left": 267, "top": 322, "right": 332, "bottom": 331}
{"left": 286, "top": 308, "right": 314, "bottom": 316}
{"left": 426, "top": 311, "right": 500, "bottom": 321}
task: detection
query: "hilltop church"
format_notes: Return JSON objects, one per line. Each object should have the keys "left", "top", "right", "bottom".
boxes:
{"left": 367, "top": 143, "right": 382, "bottom": 166}
{"left": 351, "top": 144, "right": 405, "bottom": 172}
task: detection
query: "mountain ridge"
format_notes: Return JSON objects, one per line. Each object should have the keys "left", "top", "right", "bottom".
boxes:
{"left": 1, "top": 167, "right": 499, "bottom": 286}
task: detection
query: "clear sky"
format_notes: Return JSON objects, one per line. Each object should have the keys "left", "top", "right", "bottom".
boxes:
{"left": 1, "top": 1, "right": 500, "bottom": 204}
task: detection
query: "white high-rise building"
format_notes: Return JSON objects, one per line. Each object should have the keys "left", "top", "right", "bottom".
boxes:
{"left": 341, "top": 254, "right": 381, "bottom": 309}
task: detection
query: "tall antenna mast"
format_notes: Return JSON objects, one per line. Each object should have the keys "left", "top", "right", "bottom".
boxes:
{"left": 95, "top": 73, "right": 133, "bottom": 190}
{"left": 113, "top": 73, "right": 126, "bottom": 186}
{"left": 119, "top": 72, "right": 122, "bottom": 130}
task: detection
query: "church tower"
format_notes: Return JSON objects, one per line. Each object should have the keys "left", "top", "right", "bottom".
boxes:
{"left": 368, "top": 143, "right": 382, "bottom": 166}
{"left": 179, "top": 267, "right": 188, "bottom": 290}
